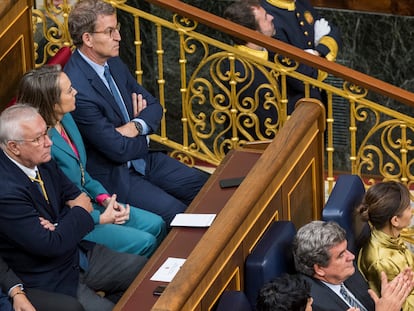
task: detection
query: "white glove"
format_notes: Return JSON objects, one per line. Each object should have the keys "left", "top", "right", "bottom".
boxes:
{"left": 314, "top": 18, "right": 331, "bottom": 46}
{"left": 304, "top": 49, "right": 320, "bottom": 56}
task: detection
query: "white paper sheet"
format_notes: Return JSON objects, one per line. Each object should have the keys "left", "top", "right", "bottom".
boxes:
{"left": 170, "top": 213, "right": 216, "bottom": 227}
{"left": 150, "top": 257, "right": 186, "bottom": 282}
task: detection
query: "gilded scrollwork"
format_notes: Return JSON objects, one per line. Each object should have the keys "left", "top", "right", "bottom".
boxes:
{"left": 354, "top": 101, "right": 414, "bottom": 184}
{"left": 31, "top": 0, "right": 414, "bottom": 187}
{"left": 343, "top": 81, "right": 369, "bottom": 99}
{"left": 33, "top": 0, "right": 72, "bottom": 66}
{"left": 173, "top": 14, "right": 198, "bottom": 32}
{"left": 183, "top": 49, "right": 281, "bottom": 160}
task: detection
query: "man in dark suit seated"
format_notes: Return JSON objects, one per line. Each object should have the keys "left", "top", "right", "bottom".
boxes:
{"left": 0, "top": 104, "right": 147, "bottom": 311}
{"left": 293, "top": 221, "right": 414, "bottom": 311}
{"left": 1, "top": 255, "right": 84, "bottom": 311}
{"left": 64, "top": 0, "right": 209, "bottom": 226}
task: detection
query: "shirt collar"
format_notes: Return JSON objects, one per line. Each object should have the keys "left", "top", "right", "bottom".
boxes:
{"left": 3, "top": 151, "right": 38, "bottom": 179}
{"left": 77, "top": 49, "right": 107, "bottom": 80}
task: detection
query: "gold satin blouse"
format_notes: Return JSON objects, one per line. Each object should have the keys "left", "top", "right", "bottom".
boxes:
{"left": 358, "top": 228, "right": 414, "bottom": 311}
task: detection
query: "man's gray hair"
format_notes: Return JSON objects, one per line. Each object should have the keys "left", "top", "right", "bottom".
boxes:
{"left": 292, "top": 221, "right": 347, "bottom": 277}
{"left": 0, "top": 104, "right": 39, "bottom": 147}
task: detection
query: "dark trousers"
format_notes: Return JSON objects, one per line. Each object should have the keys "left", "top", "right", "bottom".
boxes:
{"left": 126, "top": 151, "right": 210, "bottom": 226}
{"left": 0, "top": 288, "right": 83, "bottom": 311}
{"left": 27, "top": 288, "right": 84, "bottom": 311}
{"left": 77, "top": 244, "right": 147, "bottom": 311}
{"left": 0, "top": 289, "right": 12, "bottom": 311}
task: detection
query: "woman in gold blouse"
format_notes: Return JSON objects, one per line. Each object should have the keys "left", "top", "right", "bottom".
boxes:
{"left": 357, "top": 181, "right": 414, "bottom": 311}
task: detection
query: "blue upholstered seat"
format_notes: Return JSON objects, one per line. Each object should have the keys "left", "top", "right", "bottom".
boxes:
{"left": 217, "top": 176, "right": 366, "bottom": 310}
{"left": 322, "top": 174, "right": 366, "bottom": 254}
{"left": 244, "top": 220, "right": 297, "bottom": 308}
{"left": 215, "top": 290, "right": 252, "bottom": 311}
{"left": 216, "top": 221, "right": 297, "bottom": 311}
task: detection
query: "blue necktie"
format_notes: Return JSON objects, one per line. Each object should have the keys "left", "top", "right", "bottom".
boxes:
{"left": 103, "top": 65, "right": 130, "bottom": 122}
{"left": 79, "top": 249, "right": 89, "bottom": 271}
{"left": 340, "top": 284, "right": 367, "bottom": 311}
{"left": 103, "top": 65, "right": 146, "bottom": 175}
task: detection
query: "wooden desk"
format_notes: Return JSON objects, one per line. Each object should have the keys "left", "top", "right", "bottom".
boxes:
{"left": 115, "top": 99, "right": 326, "bottom": 311}
{"left": 115, "top": 149, "right": 262, "bottom": 310}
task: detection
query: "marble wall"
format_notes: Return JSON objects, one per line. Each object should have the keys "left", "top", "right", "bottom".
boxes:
{"left": 320, "top": 8, "right": 414, "bottom": 115}
{"left": 120, "top": 1, "right": 414, "bottom": 110}
{"left": 118, "top": 1, "right": 414, "bottom": 170}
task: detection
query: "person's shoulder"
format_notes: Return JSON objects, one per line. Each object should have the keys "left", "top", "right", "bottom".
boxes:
{"left": 298, "top": 274, "right": 332, "bottom": 295}
{"left": 62, "top": 112, "right": 75, "bottom": 123}
{"left": 40, "top": 158, "right": 63, "bottom": 175}
{"left": 298, "top": 273, "right": 317, "bottom": 284}
{"left": 346, "top": 267, "right": 370, "bottom": 289}
{"left": 64, "top": 50, "right": 81, "bottom": 73}
{"left": 107, "top": 56, "right": 128, "bottom": 70}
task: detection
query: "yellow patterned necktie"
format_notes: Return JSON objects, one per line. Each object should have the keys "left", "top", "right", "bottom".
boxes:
{"left": 30, "top": 171, "right": 49, "bottom": 203}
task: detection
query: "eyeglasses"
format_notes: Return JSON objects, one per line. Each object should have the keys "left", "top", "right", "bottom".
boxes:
{"left": 10, "top": 128, "right": 51, "bottom": 146}
{"left": 92, "top": 23, "right": 121, "bottom": 38}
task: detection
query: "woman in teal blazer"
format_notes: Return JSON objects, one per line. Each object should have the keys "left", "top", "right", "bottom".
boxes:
{"left": 17, "top": 64, "right": 166, "bottom": 257}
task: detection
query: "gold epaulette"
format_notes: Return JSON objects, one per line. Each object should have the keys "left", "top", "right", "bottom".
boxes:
{"left": 319, "top": 36, "right": 339, "bottom": 62}
{"left": 266, "top": 0, "right": 295, "bottom": 11}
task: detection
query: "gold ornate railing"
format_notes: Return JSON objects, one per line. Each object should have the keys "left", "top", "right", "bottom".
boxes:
{"left": 32, "top": 0, "right": 414, "bottom": 193}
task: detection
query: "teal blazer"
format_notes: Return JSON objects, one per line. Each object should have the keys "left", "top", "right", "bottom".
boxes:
{"left": 50, "top": 113, "right": 105, "bottom": 224}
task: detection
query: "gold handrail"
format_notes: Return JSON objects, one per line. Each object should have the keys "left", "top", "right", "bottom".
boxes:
{"left": 33, "top": 0, "right": 414, "bottom": 192}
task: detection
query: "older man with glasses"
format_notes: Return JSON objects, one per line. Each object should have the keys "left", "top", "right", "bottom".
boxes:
{"left": 0, "top": 104, "right": 147, "bottom": 311}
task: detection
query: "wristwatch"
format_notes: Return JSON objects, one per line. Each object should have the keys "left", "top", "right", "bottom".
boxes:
{"left": 133, "top": 120, "right": 143, "bottom": 135}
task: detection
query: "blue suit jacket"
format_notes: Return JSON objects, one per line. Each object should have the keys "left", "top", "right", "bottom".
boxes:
{"left": 64, "top": 50, "right": 163, "bottom": 201}
{"left": 301, "top": 271, "right": 375, "bottom": 311}
{"left": 50, "top": 113, "right": 106, "bottom": 223}
{"left": 0, "top": 256, "right": 20, "bottom": 294}
{"left": 0, "top": 152, "right": 94, "bottom": 296}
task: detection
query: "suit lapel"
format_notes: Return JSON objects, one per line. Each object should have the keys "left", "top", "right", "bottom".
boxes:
{"left": 0, "top": 152, "right": 57, "bottom": 220}
{"left": 107, "top": 58, "right": 133, "bottom": 118}
{"left": 50, "top": 128, "right": 77, "bottom": 161}
{"left": 60, "top": 114, "right": 87, "bottom": 165}
{"left": 303, "top": 275, "right": 350, "bottom": 310}
{"left": 31, "top": 168, "right": 58, "bottom": 220}
{"left": 344, "top": 270, "right": 374, "bottom": 311}
{"left": 39, "top": 167, "right": 65, "bottom": 221}
{"left": 73, "top": 50, "right": 129, "bottom": 122}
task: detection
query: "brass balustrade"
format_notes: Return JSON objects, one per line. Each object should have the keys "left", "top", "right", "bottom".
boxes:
{"left": 33, "top": 0, "right": 414, "bottom": 197}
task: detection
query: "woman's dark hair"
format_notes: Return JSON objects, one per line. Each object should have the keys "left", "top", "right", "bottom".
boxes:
{"left": 357, "top": 181, "right": 411, "bottom": 245}
{"left": 16, "top": 64, "right": 62, "bottom": 126}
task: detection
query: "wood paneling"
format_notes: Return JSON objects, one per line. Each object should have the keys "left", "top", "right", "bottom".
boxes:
{"left": 114, "top": 98, "right": 326, "bottom": 311}
{"left": 0, "top": 0, "right": 33, "bottom": 110}
{"left": 311, "top": 0, "right": 414, "bottom": 16}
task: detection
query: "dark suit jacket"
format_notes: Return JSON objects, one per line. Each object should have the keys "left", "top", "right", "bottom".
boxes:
{"left": 301, "top": 271, "right": 375, "bottom": 311}
{"left": 64, "top": 50, "right": 163, "bottom": 201}
{"left": 0, "top": 256, "right": 20, "bottom": 293}
{"left": 261, "top": 0, "right": 342, "bottom": 113}
{"left": 0, "top": 151, "right": 94, "bottom": 297}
